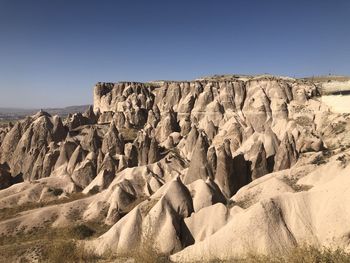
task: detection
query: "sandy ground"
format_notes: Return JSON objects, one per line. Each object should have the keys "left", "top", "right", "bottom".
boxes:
{"left": 320, "top": 95, "right": 350, "bottom": 113}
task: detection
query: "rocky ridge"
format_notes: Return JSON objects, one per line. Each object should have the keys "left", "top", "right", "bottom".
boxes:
{"left": 0, "top": 75, "right": 350, "bottom": 261}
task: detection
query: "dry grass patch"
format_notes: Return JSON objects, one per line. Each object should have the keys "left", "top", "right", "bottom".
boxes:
{"left": 0, "top": 222, "right": 110, "bottom": 246}
{"left": 42, "top": 239, "right": 101, "bottom": 263}
{"left": 294, "top": 116, "right": 313, "bottom": 128}
{"left": 0, "top": 221, "right": 111, "bottom": 262}
{"left": 0, "top": 192, "right": 88, "bottom": 221}
{"left": 198, "top": 245, "right": 350, "bottom": 263}
{"left": 117, "top": 225, "right": 171, "bottom": 263}
{"left": 242, "top": 245, "right": 350, "bottom": 263}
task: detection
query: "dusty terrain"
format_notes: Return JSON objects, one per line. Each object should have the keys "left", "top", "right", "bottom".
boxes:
{"left": 0, "top": 74, "right": 350, "bottom": 262}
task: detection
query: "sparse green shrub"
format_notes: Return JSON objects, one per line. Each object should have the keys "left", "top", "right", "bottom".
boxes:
{"left": 336, "top": 154, "right": 349, "bottom": 168}
{"left": 282, "top": 176, "right": 312, "bottom": 192}
{"left": 333, "top": 121, "right": 346, "bottom": 135}
{"left": 70, "top": 224, "right": 95, "bottom": 240}
{"left": 48, "top": 187, "right": 64, "bottom": 196}
{"left": 311, "top": 154, "right": 327, "bottom": 165}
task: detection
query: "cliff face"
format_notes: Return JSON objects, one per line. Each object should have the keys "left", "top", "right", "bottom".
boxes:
{"left": 93, "top": 78, "right": 317, "bottom": 132}
{"left": 0, "top": 75, "right": 350, "bottom": 261}
{"left": 92, "top": 77, "right": 322, "bottom": 173}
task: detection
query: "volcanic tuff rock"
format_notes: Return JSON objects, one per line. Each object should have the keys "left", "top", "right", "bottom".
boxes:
{"left": 0, "top": 74, "right": 350, "bottom": 261}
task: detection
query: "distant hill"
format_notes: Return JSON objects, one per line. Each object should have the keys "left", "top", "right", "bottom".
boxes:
{"left": 0, "top": 105, "right": 90, "bottom": 121}
{"left": 302, "top": 75, "right": 350, "bottom": 82}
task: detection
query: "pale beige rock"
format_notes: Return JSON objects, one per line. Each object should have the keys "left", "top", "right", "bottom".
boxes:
{"left": 1, "top": 75, "right": 350, "bottom": 262}
{"left": 171, "top": 153, "right": 350, "bottom": 262}
{"left": 101, "top": 122, "right": 124, "bottom": 155}
{"left": 183, "top": 133, "right": 211, "bottom": 184}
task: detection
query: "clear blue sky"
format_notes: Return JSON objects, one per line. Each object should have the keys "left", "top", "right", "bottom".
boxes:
{"left": 0, "top": 0, "right": 349, "bottom": 108}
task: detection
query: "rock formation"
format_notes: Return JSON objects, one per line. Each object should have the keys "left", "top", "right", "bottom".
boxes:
{"left": 1, "top": 74, "right": 350, "bottom": 262}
